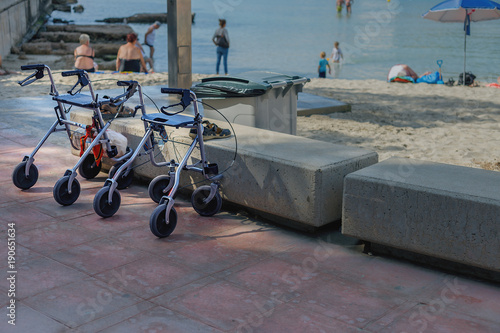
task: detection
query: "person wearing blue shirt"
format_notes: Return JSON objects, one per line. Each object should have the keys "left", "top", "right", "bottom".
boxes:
{"left": 318, "top": 51, "right": 331, "bottom": 78}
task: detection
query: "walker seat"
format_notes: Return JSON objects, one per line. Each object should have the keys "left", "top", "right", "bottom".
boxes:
{"left": 141, "top": 113, "right": 196, "bottom": 128}
{"left": 53, "top": 93, "right": 111, "bottom": 108}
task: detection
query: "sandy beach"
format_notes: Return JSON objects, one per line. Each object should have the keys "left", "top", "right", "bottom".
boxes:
{"left": 2, "top": 54, "right": 500, "bottom": 172}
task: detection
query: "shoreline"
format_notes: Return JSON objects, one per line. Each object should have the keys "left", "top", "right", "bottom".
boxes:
{"left": 2, "top": 58, "right": 500, "bottom": 172}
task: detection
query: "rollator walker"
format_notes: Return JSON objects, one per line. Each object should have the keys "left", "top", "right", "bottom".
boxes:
{"left": 92, "top": 88, "right": 223, "bottom": 238}
{"left": 13, "top": 64, "right": 135, "bottom": 205}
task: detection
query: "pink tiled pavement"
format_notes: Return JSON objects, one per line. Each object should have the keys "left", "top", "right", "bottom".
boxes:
{"left": 0, "top": 105, "right": 499, "bottom": 333}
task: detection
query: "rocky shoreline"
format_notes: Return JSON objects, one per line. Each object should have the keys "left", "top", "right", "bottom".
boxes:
{"left": 9, "top": 0, "right": 182, "bottom": 71}
{"left": 20, "top": 24, "right": 134, "bottom": 70}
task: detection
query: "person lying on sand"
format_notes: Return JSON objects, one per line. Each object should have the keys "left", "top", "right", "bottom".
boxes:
{"left": 388, "top": 64, "right": 431, "bottom": 81}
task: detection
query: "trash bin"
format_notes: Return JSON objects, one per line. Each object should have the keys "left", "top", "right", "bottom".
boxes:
{"left": 192, "top": 71, "right": 309, "bottom": 135}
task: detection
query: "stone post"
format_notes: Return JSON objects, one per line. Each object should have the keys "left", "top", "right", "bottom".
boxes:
{"left": 167, "top": 0, "right": 192, "bottom": 89}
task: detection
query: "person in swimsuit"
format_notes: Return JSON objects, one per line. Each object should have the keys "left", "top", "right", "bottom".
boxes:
{"left": 346, "top": 0, "right": 353, "bottom": 14}
{"left": 74, "top": 34, "right": 96, "bottom": 72}
{"left": 116, "top": 33, "right": 148, "bottom": 73}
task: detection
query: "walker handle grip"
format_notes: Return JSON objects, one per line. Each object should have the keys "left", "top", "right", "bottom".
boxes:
{"left": 117, "top": 80, "right": 137, "bottom": 87}
{"left": 161, "top": 88, "right": 190, "bottom": 95}
{"left": 21, "top": 64, "right": 46, "bottom": 71}
{"left": 62, "top": 69, "right": 85, "bottom": 77}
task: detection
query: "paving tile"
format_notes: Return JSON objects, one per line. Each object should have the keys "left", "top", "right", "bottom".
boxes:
{"left": 212, "top": 222, "right": 303, "bottom": 257}
{"left": 366, "top": 303, "right": 500, "bottom": 333}
{"left": 0, "top": 137, "right": 26, "bottom": 154}
{"left": 68, "top": 209, "right": 148, "bottom": 235}
{"left": 26, "top": 190, "right": 103, "bottom": 221}
{"left": 223, "top": 256, "right": 334, "bottom": 302}
{"left": 23, "top": 277, "right": 144, "bottom": 328}
{"left": 152, "top": 279, "right": 276, "bottom": 331}
{"left": 1, "top": 201, "right": 54, "bottom": 225}
{"left": 289, "top": 275, "right": 408, "bottom": 329}
{"left": 276, "top": 237, "right": 445, "bottom": 297}
{"left": 73, "top": 301, "right": 155, "bottom": 333}
{"left": 0, "top": 256, "right": 88, "bottom": 300}
{"left": 95, "top": 256, "right": 204, "bottom": 300}
{"left": 237, "top": 303, "right": 368, "bottom": 333}
{"left": 413, "top": 276, "right": 500, "bottom": 325}
{"left": 0, "top": 302, "right": 69, "bottom": 333}
{"left": 48, "top": 237, "right": 148, "bottom": 275}
{"left": 113, "top": 224, "right": 208, "bottom": 255}
{"left": 173, "top": 209, "right": 247, "bottom": 237}
{"left": 163, "top": 237, "right": 259, "bottom": 275}
{"left": 17, "top": 221, "right": 102, "bottom": 255}
{"left": 99, "top": 305, "right": 223, "bottom": 333}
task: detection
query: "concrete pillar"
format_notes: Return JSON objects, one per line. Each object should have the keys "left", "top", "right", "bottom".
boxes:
{"left": 167, "top": 0, "right": 192, "bottom": 89}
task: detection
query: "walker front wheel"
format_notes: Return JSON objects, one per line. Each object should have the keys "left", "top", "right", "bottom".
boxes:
{"left": 53, "top": 176, "right": 80, "bottom": 206}
{"left": 93, "top": 186, "right": 121, "bottom": 218}
{"left": 12, "top": 162, "right": 38, "bottom": 190}
{"left": 149, "top": 204, "right": 177, "bottom": 238}
{"left": 148, "top": 175, "right": 173, "bottom": 203}
{"left": 191, "top": 185, "right": 222, "bottom": 217}
{"left": 78, "top": 154, "right": 102, "bottom": 179}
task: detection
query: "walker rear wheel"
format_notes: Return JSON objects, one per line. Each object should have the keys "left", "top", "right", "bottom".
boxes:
{"left": 93, "top": 186, "right": 121, "bottom": 218}
{"left": 149, "top": 204, "right": 177, "bottom": 238}
{"left": 148, "top": 175, "right": 173, "bottom": 203}
{"left": 78, "top": 154, "right": 102, "bottom": 179}
{"left": 12, "top": 162, "right": 38, "bottom": 190}
{"left": 53, "top": 176, "right": 80, "bottom": 206}
{"left": 191, "top": 185, "right": 222, "bottom": 217}
{"left": 109, "top": 162, "right": 134, "bottom": 189}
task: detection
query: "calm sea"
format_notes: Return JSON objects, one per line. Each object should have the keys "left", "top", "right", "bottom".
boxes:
{"left": 52, "top": 0, "right": 500, "bottom": 82}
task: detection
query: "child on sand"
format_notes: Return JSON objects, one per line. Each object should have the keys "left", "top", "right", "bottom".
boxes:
{"left": 318, "top": 52, "right": 331, "bottom": 78}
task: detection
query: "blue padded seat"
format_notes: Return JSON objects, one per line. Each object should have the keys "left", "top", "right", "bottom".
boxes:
{"left": 53, "top": 94, "right": 110, "bottom": 108}
{"left": 141, "top": 113, "right": 195, "bottom": 128}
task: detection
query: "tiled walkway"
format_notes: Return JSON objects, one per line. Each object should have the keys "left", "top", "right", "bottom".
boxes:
{"left": 0, "top": 96, "right": 499, "bottom": 332}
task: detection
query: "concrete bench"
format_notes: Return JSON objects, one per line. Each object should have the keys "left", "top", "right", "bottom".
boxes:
{"left": 71, "top": 110, "right": 377, "bottom": 230}
{"left": 342, "top": 157, "right": 500, "bottom": 272}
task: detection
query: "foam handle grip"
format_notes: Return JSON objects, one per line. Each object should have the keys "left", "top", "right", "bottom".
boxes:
{"left": 61, "top": 69, "right": 85, "bottom": 77}
{"left": 117, "top": 80, "right": 133, "bottom": 87}
{"left": 161, "top": 88, "right": 188, "bottom": 95}
{"left": 21, "top": 64, "right": 45, "bottom": 71}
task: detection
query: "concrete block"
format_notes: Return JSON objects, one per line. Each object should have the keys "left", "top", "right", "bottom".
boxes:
{"left": 71, "top": 110, "right": 377, "bottom": 229}
{"left": 342, "top": 157, "right": 500, "bottom": 272}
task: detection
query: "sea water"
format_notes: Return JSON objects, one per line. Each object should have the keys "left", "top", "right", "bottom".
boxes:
{"left": 51, "top": 0, "right": 500, "bottom": 82}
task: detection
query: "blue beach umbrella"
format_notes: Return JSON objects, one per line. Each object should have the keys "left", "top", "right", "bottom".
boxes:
{"left": 423, "top": 0, "right": 500, "bottom": 84}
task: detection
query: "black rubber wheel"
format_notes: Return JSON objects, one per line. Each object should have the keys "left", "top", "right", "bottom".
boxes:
{"left": 78, "top": 154, "right": 102, "bottom": 179}
{"left": 109, "top": 162, "right": 134, "bottom": 190}
{"left": 12, "top": 161, "right": 38, "bottom": 190}
{"left": 191, "top": 185, "right": 222, "bottom": 217}
{"left": 148, "top": 175, "right": 173, "bottom": 203}
{"left": 150, "top": 204, "right": 177, "bottom": 238}
{"left": 53, "top": 176, "right": 81, "bottom": 206}
{"left": 93, "top": 186, "right": 121, "bottom": 218}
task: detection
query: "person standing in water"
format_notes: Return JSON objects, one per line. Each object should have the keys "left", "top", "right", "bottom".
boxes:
{"left": 330, "top": 42, "right": 344, "bottom": 63}
{"left": 144, "top": 21, "right": 161, "bottom": 59}
{"left": 212, "top": 19, "right": 230, "bottom": 75}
